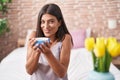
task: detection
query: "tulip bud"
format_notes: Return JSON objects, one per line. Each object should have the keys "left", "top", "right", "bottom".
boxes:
{"left": 94, "top": 37, "right": 105, "bottom": 57}
{"left": 85, "top": 37, "right": 95, "bottom": 51}
{"left": 107, "top": 38, "right": 120, "bottom": 57}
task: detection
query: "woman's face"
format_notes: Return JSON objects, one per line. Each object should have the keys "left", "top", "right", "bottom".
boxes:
{"left": 41, "top": 13, "right": 61, "bottom": 38}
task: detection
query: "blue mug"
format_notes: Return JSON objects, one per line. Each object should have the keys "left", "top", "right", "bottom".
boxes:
{"left": 34, "top": 37, "right": 50, "bottom": 47}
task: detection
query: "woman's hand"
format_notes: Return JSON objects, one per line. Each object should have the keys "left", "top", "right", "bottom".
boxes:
{"left": 39, "top": 41, "right": 52, "bottom": 55}
{"left": 29, "top": 38, "right": 41, "bottom": 54}
{"left": 26, "top": 38, "right": 41, "bottom": 75}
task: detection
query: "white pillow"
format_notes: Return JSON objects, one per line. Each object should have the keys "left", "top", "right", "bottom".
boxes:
{"left": 86, "top": 27, "right": 91, "bottom": 38}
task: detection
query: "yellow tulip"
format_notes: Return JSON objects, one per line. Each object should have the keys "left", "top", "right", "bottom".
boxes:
{"left": 116, "top": 43, "right": 120, "bottom": 57}
{"left": 108, "top": 37, "right": 117, "bottom": 42}
{"left": 85, "top": 37, "right": 95, "bottom": 51}
{"left": 107, "top": 41, "right": 119, "bottom": 57}
{"left": 84, "top": 37, "right": 120, "bottom": 72}
{"left": 118, "top": 43, "right": 120, "bottom": 55}
{"left": 96, "top": 37, "right": 105, "bottom": 44}
{"left": 94, "top": 37, "right": 105, "bottom": 57}
{"left": 107, "top": 37, "right": 117, "bottom": 47}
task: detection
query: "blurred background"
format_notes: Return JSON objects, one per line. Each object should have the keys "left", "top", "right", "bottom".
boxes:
{"left": 0, "top": 0, "right": 120, "bottom": 68}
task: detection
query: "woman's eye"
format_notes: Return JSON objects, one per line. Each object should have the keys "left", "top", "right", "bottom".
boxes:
{"left": 49, "top": 20, "right": 54, "bottom": 24}
{"left": 41, "top": 21, "right": 45, "bottom": 24}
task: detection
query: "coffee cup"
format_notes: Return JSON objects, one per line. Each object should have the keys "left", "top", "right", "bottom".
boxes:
{"left": 34, "top": 37, "right": 50, "bottom": 47}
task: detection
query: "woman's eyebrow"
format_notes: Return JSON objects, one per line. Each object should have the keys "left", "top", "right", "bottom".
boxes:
{"left": 41, "top": 18, "right": 55, "bottom": 21}
{"left": 48, "top": 18, "right": 55, "bottom": 21}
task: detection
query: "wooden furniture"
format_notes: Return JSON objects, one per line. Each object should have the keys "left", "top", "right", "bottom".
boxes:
{"left": 112, "top": 56, "right": 120, "bottom": 69}
{"left": 17, "top": 38, "right": 25, "bottom": 47}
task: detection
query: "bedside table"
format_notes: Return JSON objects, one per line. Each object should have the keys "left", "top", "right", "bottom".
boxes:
{"left": 17, "top": 38, "right": 25, "bottom": 47}
{"left": 112, "top": 56, "right": 120, "bottom": 70}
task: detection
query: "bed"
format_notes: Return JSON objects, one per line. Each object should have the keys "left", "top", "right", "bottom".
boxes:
{"left": 0, "top": 47, "right": 30, "bottom": 80}
{"left": 0, "top": 46, "right": 120, "bottom": 80}
{"left": 0, "top": 29, "right": 120, "bottom": 80}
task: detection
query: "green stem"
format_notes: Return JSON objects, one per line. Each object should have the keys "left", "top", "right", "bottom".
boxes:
{"left": 99, "top": 57, "right": 105, "bottom": 72}
{"left": 103, "top": 50, "right": 107, "bottom": 72}
{"left": 105, "top": 50, "right": 112, "bottom": 72}
{"left": 92, "top": 50, "right": 96, "bottom": 70}
{"left": 95, "top": 57, "right": 99, "bottom": 71}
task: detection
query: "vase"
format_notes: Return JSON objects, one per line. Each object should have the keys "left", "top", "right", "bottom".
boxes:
{"left": 88, "top": 70, "right": 115, "bottom": 80}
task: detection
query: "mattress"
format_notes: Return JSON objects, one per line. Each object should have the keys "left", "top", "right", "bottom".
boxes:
{"left": 0, "top": 47, "right": 120, "bottom": 80}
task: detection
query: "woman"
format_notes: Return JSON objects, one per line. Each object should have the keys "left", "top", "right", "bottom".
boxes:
{"left": 26, "top": 3, "right": 73, "bottom": 80}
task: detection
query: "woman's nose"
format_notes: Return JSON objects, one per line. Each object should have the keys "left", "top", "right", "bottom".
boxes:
{"left": 44, "top": 22, "right": 49, "bottom": 28}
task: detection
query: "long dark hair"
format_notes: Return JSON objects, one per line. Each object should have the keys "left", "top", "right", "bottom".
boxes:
{"left": 36, "top": 3, "right": 72, "bottom": 42}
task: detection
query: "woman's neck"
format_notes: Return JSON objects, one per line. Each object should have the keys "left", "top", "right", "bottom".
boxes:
{"left": 49, "top": 37, "right": 58, "bottom": 46}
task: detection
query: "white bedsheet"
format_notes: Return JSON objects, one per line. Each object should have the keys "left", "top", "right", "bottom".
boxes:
{"left": 0, "top": 47, "right": 30, "bottom": 80}
{"left": 0, "top": 47, "right": 120, "bottom": 80}
{"left": 68, "top": 48, "right": 120, "bottom": 80}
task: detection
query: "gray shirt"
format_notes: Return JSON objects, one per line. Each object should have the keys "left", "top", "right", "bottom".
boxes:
{"left": 31, "top": 42, "right": 68, "bottom": 80}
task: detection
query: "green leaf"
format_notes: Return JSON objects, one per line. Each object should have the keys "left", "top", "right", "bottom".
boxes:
{"left": 99, "top": 57, "right": 105, "bottom": 72}
{"left": 0, "top": 4, "right": 2, "bottom": 10}
{"left": 8, "top": 0, "right": 12, "bottom": 3}
{"left": 1, "top": 0, "right": 11, "bottom": 3}
{"left": 2, "top": 0, "right": 8, "bottom": 3}
{"left": 103, "top": 49, "right": 108, "bottom": 72}
{"left": 106, "top": 50, "right": 112, "bottom": 72}
{"left": 0, "top": 0, "right": 12, "bottom": 14}
{"left": 94, "top": 57, "right": 99, "bottom": 71}
{"left": 92, "top": 50, "right": 96, "bottom": 70}
{"left": 0, "top": 18, "right": 9, "bottom": 36}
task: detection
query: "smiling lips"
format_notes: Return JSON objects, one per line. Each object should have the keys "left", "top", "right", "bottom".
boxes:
{"left": 44, "top": 30, "right": 51, "bottom": 33}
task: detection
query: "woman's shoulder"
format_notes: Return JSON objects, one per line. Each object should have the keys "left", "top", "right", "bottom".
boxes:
{"left": 61, "top": 34, "right": 73, "bottom": 48}
{"left": 61, "top": 34, "right": 72, "bottom": 43}
{"left": 64, "top": 34, "right": 72, "bottom": 40}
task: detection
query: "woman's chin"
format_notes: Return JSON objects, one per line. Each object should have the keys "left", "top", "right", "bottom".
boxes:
{"left": 44, "top": 34, "right": 50, "bottom": 37}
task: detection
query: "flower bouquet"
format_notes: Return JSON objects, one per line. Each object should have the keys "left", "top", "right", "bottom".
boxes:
{"left": 85, "top": 37, "right": 120, "bottom": 80}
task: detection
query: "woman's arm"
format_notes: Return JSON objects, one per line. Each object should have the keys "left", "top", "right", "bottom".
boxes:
{"left": 25, "top": 31, "right": 41, "bottom": 75}
{"left": 40, "top": 34, "right": 72, "bottom": 78}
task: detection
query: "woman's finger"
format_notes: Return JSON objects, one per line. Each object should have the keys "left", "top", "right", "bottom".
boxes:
{"left": 36, "top": 48, "right": 41, "bottom": 53}
{"left": 40, "top": 44, "right": 46, "bottom": 52}
{"left": 33, "top": 45, "right": 38, "bottom": 50}
{"left": 40, "top": 44, "right": 46, "bottom": 49}
{"left": 29, "top": 38, "right": 36, "bottom": 47}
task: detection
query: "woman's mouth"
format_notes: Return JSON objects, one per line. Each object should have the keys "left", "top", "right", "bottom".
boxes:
{"left": 44, "top": 30, "right": 50, "bottom": 33}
